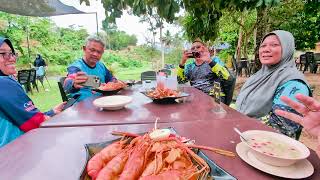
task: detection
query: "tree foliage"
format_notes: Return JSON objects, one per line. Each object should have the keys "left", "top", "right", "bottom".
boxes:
{"left": 0, "top": 11, "right": 175, "bottom": 75}
{"left": 102, "top": 20, "right": 137, "bottom": 50}
{"left": 95, "top": 0, "right": 280, "bottom": 42}
{"left": 269, "top": 0, "right": 320, "bottom": 50}
{"left": 139, "top": 12, "right": 163, "bottom": 48}
{"left": 95, "top": 0, "right": 180, "bottom": 23}
{"left": 0, "top": 11, "right": 140, "bottom": 68}
{"left": 0, "top": 12, "right": 89, "bottom": 65}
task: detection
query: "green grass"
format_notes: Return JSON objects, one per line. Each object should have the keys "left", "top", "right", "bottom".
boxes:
{"left": 115, "top": 65, "right": 152, "bottom": 80}
{"left": 28, "top": 65, "right": 152, "bottom": 111}
{"left": 28, "top": 79, "right": 63, "bottom": 112}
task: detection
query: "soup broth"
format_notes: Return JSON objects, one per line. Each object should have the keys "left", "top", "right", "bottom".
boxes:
{"left": 248, "top": 135, "right": 301, "bottom": 159}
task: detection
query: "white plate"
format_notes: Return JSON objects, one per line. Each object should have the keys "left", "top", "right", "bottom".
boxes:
{"left": 236, "top": 142, "right": 314, "bottom": 179}
{"left": 93, "top": 95, "right": 132, "bottom": 110}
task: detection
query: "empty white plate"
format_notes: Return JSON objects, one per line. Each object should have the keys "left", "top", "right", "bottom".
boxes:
{"left": 93, "top": 95, "right": 132, "bottom": 110}
{"left": 236, "top": 142, "right": 314, "bottom": 179}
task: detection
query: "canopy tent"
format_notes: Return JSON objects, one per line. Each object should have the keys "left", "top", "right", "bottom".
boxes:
{"left": 0, "top": 0, "right": 98, "bottom": 61}
{"left": 0, "top": 0, "right": 85, "bottom": 17}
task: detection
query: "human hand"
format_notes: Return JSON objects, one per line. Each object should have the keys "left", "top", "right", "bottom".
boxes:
{"left": 275, "top": 94, "right": 320, "bottom": 157}
{"left": 73, "top": 71, "right": 88, "bottom": 89}
{"left": 200, "top": 50, "right": 212, "bottom": 63}
{"left": 53, "top": 102, "right": 67, "bottom": 114}
{"left": 44, "top": 115, "right": 50, "bottom": 121}
{"left": 180, "top": 50, "right": 192, "bottom": 65}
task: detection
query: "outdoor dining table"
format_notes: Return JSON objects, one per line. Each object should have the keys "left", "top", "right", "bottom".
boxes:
{"left": 1, "top": 120, "right": 319, "bottom": 179}
{"left": 41, "top": 85, "right": 251, "bottom": 128}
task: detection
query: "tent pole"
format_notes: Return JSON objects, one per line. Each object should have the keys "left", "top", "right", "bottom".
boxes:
{"left": 95, "top": 12, "right": 98, "bottom": 35}
{"left": 26, "top": 17, "right": 31, "bottom": 64}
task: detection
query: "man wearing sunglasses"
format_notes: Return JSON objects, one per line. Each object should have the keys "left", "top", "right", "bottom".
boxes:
{"left": 177, "top": 39, "right": 233, "bottom": 104}
{"left": 0, "top": 37, "right": 65, "bottom": 148}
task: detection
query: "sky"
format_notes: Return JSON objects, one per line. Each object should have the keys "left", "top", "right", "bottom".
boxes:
{"left": 51, "top": 0, "right": 181, "bottom": 45}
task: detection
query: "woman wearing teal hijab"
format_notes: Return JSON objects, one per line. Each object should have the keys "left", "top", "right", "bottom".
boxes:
{"left": 236, "top": 30, "right": 312, "bottom": 139}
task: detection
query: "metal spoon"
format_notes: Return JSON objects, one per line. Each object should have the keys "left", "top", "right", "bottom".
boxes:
{"left": 233, "top": 128, "right": 249, "bottom": 142}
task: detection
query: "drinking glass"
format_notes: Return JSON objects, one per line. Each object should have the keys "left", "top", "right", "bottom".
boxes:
{"left": 210, "top": 82, "right": 226, "bottom": 114}
{"left": 142, "top": 80, "right": 154, "bottom": 91}
{"left": 166, "top": 75, "right": 178, "bottom": 90}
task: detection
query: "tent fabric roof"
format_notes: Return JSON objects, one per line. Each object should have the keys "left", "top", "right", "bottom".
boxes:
{"left": 0, "top": 0, "right": 85, "bottom": 17}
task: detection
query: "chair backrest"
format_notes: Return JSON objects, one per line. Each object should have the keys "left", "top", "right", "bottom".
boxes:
{"left": 231, "top": 56, "right": 238, "bottom": 74}
{"left": 158, "top": 69, "right": 171, "bottom": 76}
{"left": 300, "top": 54, "right": 307, "bottom": 64}
{"left": 17, "top": 70, "right": 30, "bottom": 84}
{"left": 314, "top": 53, "right": 320, "bottom": 61}
{"left": 239, "top": 58, "right": 248, "bottom": 68}
{"left": 141, "top": 71, "right": 156, "bottom": 81}
{"left": 223, "top": 70, "right": 236, "bottom": 105}
{"left": 306, "top": 52, "right": 315, "bottom": 64}
{"left": 29, "top": 69, "right": 37, "bottom": 83}
{"left": 58, "top": 77, "right": 68, "bottom": 102}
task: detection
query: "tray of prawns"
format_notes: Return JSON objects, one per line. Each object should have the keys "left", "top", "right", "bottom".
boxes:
{"left": 141, "top": 87, "right": 190, "bottom": 104}
{"left": 92, "top": 81, "right": 127, "bottom": 96}
{"left": 80, "top": 127, "right": 237, "bottom": 180}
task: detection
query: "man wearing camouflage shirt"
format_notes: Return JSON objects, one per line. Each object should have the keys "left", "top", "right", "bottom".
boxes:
{"left": 177, "top": 39, "right": 232, "bottom": 104}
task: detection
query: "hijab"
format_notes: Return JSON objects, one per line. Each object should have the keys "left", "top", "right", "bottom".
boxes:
{"left": 236, "top": 30, "right": 309, "bottom": 118}
{"left": 0, "top": 37, "right": 15, "bottom": 76}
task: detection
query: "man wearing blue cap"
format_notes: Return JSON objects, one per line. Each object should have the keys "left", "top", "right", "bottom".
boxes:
{"left": 0, "top": 37, "right": 65, "bottom": 148}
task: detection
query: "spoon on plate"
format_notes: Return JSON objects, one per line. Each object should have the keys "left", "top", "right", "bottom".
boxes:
{"left": 233, "top": 128, "right": 249, "bottom": 143}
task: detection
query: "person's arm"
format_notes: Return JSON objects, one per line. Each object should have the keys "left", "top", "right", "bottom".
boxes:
{"left": 44, "top": 102, "right": 66, "bottom": 117}
{"left": 177, "top": 50, "right": 192, "bottom": 84}
{"left": 177, "top": 64, "right": 191, "bottom": 84}
{"left": 275, "top": 94, "right": 320, "bottom": 158}
{"left": 269, "top": 80, "right": 310, "bottom": 139}
{"left": 0, "top": 78, "right": 47, "bottom": 132}
{"left": 209, "top": 61, "right": 230, "bottom": 81}
{"left": 202, "top": 51, "right": 230, "bottom": 81}
{"left": 64, "top": 66, "right": 88, "bottom": 93}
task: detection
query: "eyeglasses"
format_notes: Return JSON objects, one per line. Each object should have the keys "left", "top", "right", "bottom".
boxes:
{"left": 0, "top": 52, "right": 18, "bottom": 60}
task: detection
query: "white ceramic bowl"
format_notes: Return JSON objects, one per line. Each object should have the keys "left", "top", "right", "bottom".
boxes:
{"left": 93, "top": 95, "right": 132, "bottom": 110}
{"left": 241, "top": 130, "right": 310, "bottom": 167}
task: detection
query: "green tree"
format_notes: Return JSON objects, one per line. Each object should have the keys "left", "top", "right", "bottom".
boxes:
{"left": 93, "top": 0, "right": 280, "bottom": 43}
{"left": 0, "top": 12, "right": 89, "bottom": 65}
{"left": 269, "top": 0, "right": 320, "bottom": 50}
{"left": 102, "top": 20, "right": 138, "bottom": 50}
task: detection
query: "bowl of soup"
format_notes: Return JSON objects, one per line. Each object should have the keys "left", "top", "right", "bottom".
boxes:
{"left": 240, "top": 130, "right": 310, "bottom": 167}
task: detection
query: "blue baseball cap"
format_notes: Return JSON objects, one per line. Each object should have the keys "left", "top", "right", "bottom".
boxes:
{"left": 0, "top": 37, "right": 15, "bottom": 53}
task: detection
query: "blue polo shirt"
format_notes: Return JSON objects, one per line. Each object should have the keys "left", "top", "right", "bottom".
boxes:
{"left": 64, "top": 58, "right": 114, "bottom": 101}
{"left": 0, "top": 74, "right": 54, "bottom": 147}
